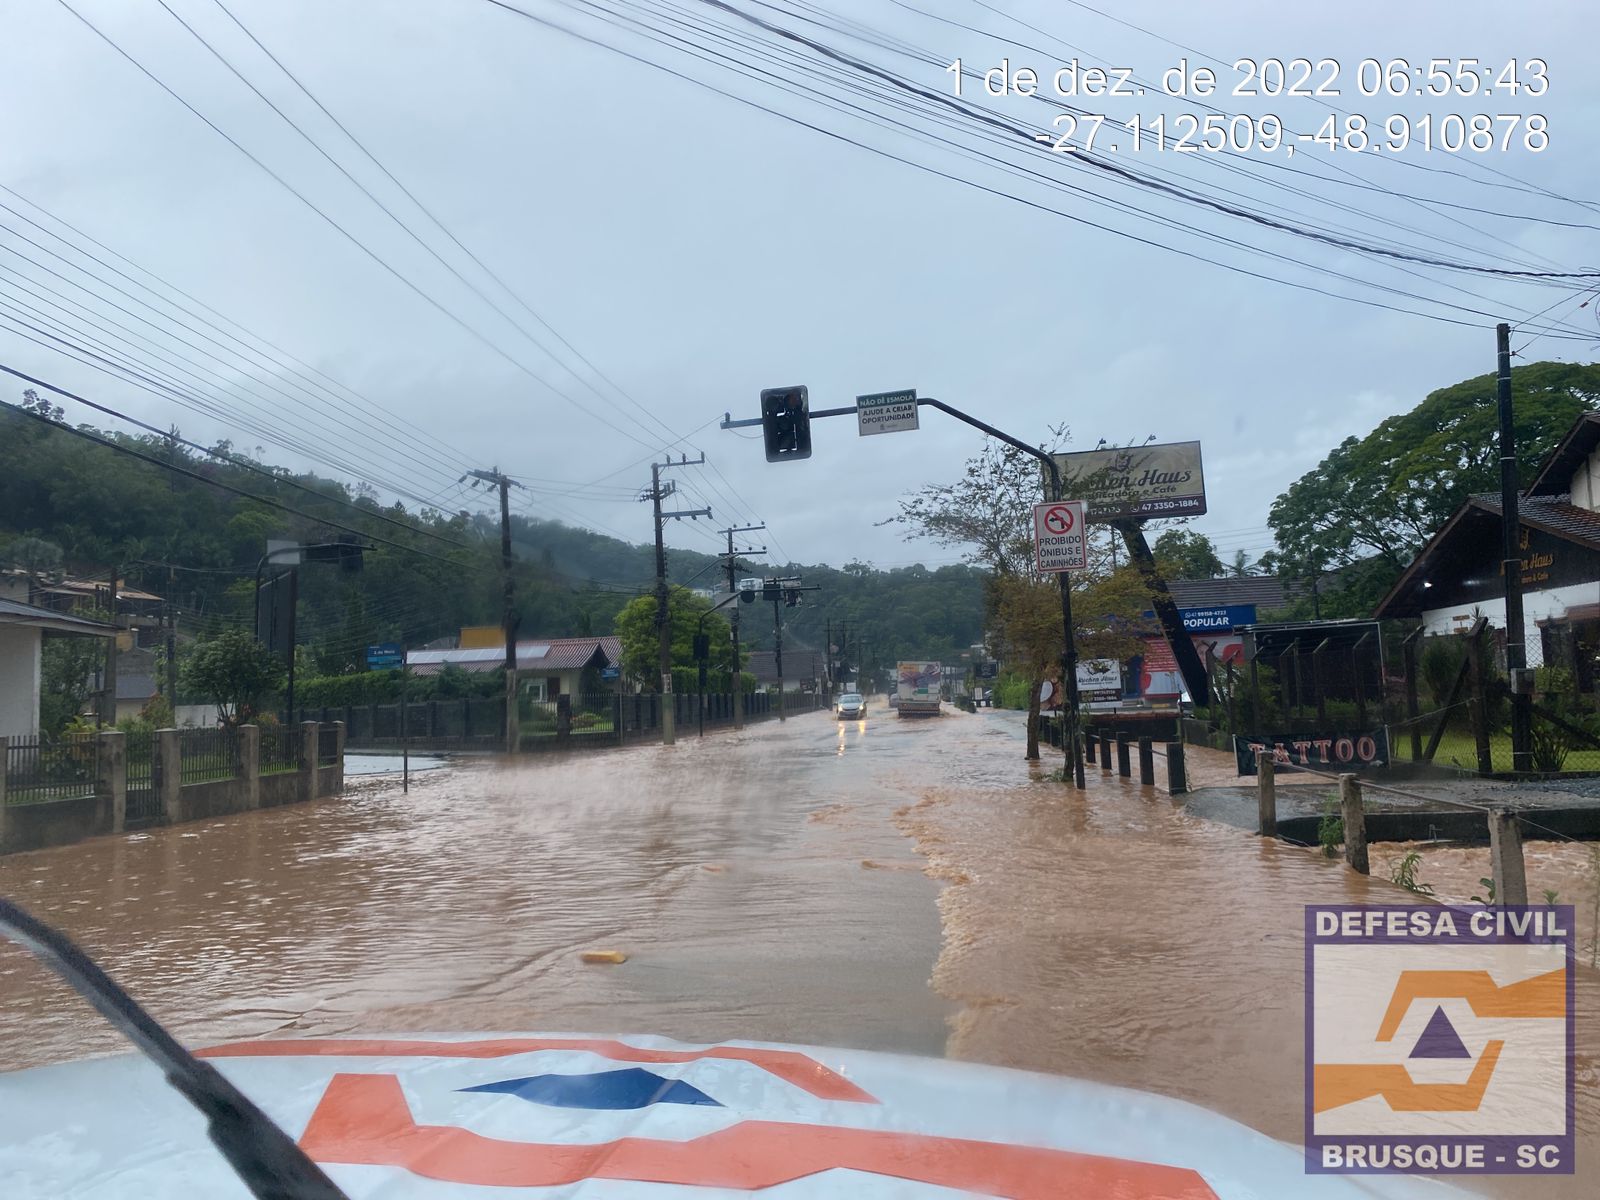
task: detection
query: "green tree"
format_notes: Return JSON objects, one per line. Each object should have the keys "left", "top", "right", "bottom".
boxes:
{"left": 39, "top": 626, "right": 107, "bottom": 734}
{"left": 2, "top": 535, "right": 65, "bottom": 588}
{"left": 895, "top": 435, "right": 1155, "bottom": 759}
{"left": 613, "top": 586, "right": 733, "bottom": 690}
{"left": 1152, "top": 528, "right": 1223, "bottom": 579}
{"left": 180, "top": 629, "right": 286, "bottom": 728}
{"left": 1268, "top": 361, "right": 1600, "bottom": 592}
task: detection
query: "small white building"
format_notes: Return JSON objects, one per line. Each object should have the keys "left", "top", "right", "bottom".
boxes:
{"left": 0, "top": 597, "right": 118, "bottom": 737}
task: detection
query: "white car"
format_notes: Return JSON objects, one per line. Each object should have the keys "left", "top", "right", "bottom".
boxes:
{"left": 836, "top": 692, "right": 865, "bottom": 719}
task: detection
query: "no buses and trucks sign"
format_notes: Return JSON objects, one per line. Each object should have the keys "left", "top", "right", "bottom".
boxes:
{"left": 1034, "top": 500, "right": 1087, "bottom": 572}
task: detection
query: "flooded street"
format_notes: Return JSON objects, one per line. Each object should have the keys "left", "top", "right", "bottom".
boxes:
{"left": 2, "top": 705, "right": 1596, "bottom": 1195}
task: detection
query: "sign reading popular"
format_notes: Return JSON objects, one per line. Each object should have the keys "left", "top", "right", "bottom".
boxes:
{"left": 1033, "top": 500, "right": 1087, "bottom": 572}
{"left": 1053, "top": 440, "right": 1206, "bottom": 520}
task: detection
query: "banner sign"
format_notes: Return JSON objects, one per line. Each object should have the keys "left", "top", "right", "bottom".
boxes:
{"left": 1234, "top": 730, "right": 1390, "bottom": 775}
{"left": 856, "top": 389, "right": 919, "bottom": 435}
{"left": 1053, "top": 440, "right": 1206, "bottom": 520}
{"left": 1178, "top": 604, "right": 1256, "bottom": 632}
{"left": 1076, "top": 658, "right": 1122, "bottom": 704}
{"left": 366, "top": 642, "right": 402, "bottom": 671}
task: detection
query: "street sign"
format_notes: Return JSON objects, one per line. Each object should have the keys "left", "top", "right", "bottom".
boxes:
{"left": 856, "top": 389, "right": 919, "bottom": 436}
{"left": 1033, "top": 500, "right": 1087, "bottom": 572}
{"left": 601, "top": 666, "right": 620, "bottom": 681}
{"left": 366, "top": 642, "right": 402, "bottom": 671}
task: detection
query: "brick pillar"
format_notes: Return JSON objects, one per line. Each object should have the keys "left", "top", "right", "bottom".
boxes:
{"left": 239, "top": 724, "right": 260, "bottom": 810}
{"left": 300, "top": 721, "right": 319, "bottom": 803}
{"left": 98, "top": 730, "right": 127, "bottom": 834}
{"left": 158, "top": 728, "right": 182, "bottom": 824}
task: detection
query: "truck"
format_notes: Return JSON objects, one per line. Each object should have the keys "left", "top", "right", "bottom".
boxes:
{"left": 895, "top": 661, "right": 943, "bottom": 718}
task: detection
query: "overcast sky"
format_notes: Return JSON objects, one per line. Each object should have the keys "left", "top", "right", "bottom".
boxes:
{"left": 2, "top": 0, "right": 1596, "bottom": 574}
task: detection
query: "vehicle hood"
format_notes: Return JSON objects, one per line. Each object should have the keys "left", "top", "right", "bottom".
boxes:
{"left": 0, "top": 1032, "right": 1473, "bottom": 1198}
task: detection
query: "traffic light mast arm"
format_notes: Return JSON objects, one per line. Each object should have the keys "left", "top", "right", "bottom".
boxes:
{"left": 723, "top": 393, "right": 1084, "bottom": 787}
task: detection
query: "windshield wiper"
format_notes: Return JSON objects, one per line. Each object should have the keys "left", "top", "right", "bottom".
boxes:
{"left": 0, "top": 897, "right": 347, "bottom": 1200}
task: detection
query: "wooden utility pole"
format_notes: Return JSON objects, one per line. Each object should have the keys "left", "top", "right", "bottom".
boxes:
{"left": 101, "top": 565, "right": 119, "bottom": 728}
{"left": 466, "top": 468, "right": 524, "bottom": 753}
{"left": 164, "top": 565, "right": 178, "bottom": 711}
{"left": 645, "top": 455, "right": 710, "bottom": 745}
{"left": 722, "top": 524, "right": 764, "bottom": 730}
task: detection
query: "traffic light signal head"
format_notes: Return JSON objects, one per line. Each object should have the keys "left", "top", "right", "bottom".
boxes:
{"left": 760, "top": 385, "right": 811, "bottom": 463}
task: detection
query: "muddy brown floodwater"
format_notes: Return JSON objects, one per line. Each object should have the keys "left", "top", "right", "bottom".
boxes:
{"left": 1, "top": 704, "right": 1596, "bottom": 1197}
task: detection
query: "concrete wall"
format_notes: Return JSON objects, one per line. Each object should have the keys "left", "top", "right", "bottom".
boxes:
{"left": 0, "top": 625, "right": 42, "bottom": 738}
{"left": 1, "top": 723, "right": 346, "bottom": 855}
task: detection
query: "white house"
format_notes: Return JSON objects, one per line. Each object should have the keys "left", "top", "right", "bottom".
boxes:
{"left": 0, "top": 597, "right": 118, "bottom": 737}
{"left": 1376, "top": 411, "right": 1600, "bottom": 692}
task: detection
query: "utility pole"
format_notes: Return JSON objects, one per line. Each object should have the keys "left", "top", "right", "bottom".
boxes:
{"left": 101, "top": 565, "right": 119, "bottom": 728}
{"left": 1497, "top": 323, "right": 1532, "bottom": 772}
{"left": 164, "top": 565, "right": 177, "bottom": 711}
{"left": 722, "top": 524, "right": 765, "bottom": 730}
{"left": 644, "top": 454, "right": 710, "bottom": 745}
{"left": 466, "top": 468, "right": 525, "bottom": 754}
{"left": 773, "top": 587, "right": 785, "bottom": 722}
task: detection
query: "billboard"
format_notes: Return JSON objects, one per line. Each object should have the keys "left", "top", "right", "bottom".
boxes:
{"left": 1076, "top": 658, "right": 1122, "bottom": 705}
{"left": 1053, "top": 441, "right": 1206, "bottom": 520}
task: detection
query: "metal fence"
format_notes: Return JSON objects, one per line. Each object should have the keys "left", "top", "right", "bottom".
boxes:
{"left": 122, "top": 730, "right": 160, "bottom": 827}
{"left": 179, "top": 727, "right": 239, "bottom": 784}
{"left": 3, "top": 733, "right": 98, "bottom": 805}
{"left": 317, "top": 725, "right": 339, "bottom": 765}
{"left": 260, "top": 723, "right": 300, "bottom": 774}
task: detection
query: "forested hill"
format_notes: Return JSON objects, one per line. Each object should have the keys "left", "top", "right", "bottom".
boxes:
{"left": 0, "top": 396, "right": 986, "bottom": 671}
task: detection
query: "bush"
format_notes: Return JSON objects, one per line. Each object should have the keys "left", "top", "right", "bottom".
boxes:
{"left": 992, "top": 671, "right": 1033, "bottom": 710}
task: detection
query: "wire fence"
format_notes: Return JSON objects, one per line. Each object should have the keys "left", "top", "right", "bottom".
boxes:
{"left": 3, "top": 733, "right": 98, "bottom": 805}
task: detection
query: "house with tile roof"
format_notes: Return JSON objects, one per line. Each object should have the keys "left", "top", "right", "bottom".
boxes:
{"left": 1375, "top": 411, "right": 1600, "bottom": 693}
{"left": 405, "top": 636, "right": 623, "bottom": 702}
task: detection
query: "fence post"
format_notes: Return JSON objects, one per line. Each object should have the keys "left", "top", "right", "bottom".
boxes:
{"left": 1339, "top": 773, "right": 1369, "bottom": 875}
{"left": 1165, "top": 741, "right": 1186, "bottom": 794}
{"left": 1489, "top": 810, "right": 1529, "bottom": 905}
{"left": 1098, "top": 733, "right": 1113, "bottom": 770}
{"left": 0, "top": 735, "right": 7, "bottom": 845}
{"left": 299, "top": 721, "right": 319, "bottom": 805}
{"left": 238, "top": 724, "right": 260, "bottom": 810}
{"left": 93, "top": 730, "right": 126, "bottom": 835}
{"left": 1137, "top": 736, "right": 1154, "bottom": 785}
{"left": 332, "top": 720, "right": 345, "bottom": 793}
{"left": 158, "top": 728, "right": 182, "bottom": 825}
{"left": 1256, "top": 749, "right": 1277, "bottom": 838}
{"left": 1115, "top": 732, "right": 1132, "bottom": 778}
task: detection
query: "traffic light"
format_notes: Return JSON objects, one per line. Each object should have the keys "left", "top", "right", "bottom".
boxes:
{"left": 760, "top": 385, "right": 811, "bottom": 462}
